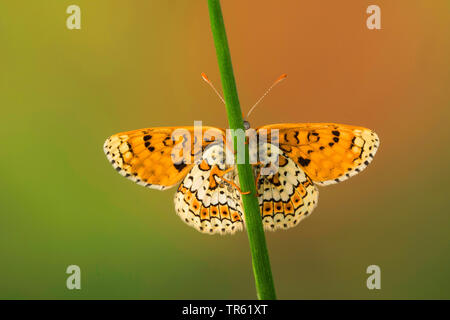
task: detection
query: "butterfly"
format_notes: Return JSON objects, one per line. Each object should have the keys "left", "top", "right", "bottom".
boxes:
{"left": 103, "top": 74, "right": 379, "bottom": 235}
{"left": 104, "top": 122, "right": 379, "bottom": 235}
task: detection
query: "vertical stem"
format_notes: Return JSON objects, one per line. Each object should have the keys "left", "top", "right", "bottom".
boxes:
{"left": 207, "top": 0, "right": 276, "bottom": 300}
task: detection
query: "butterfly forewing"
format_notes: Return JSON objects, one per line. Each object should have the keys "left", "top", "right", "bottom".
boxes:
{"left": 257, "top": 123, "right": 379, "bottom": 186}
{"left": 103, "top": 126, "right": 225, "bottom": 190}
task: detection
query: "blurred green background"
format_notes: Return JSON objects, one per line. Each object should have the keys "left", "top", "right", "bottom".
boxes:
{"left": 1, "top": 1, "right": 449, "bottom": 299}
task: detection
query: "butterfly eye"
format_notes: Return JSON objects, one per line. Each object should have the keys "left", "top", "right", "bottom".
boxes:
{"left": 243, "top": 120, "right": 251, "bottom": 130}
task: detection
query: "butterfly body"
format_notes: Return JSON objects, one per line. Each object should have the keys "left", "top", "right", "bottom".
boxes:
{"left": 104, "top": 123, "right": 379, "bottom": 235}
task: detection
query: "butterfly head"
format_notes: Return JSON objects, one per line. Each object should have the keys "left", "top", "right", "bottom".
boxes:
{"left": 243, "top": 120, "right": 251, "bottom": 131}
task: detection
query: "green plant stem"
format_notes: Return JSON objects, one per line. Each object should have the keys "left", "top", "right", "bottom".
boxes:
{"left": 207, "top": 0, "right": 276, "bottom": 300}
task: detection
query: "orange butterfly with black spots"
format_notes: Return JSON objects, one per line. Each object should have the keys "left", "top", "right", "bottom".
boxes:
{"left": 104, "top": 75, "right": 379, "bottom": 235}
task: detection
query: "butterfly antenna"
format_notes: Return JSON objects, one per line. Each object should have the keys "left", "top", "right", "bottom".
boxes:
{"left": 201, "top": 73, "right": 225, "bottom": 105}
{"left": 246, "top": 74, "right": 287, "bottom": 120}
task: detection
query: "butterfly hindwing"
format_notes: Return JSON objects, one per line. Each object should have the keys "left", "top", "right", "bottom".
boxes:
{"left": 254, "top": 144, "right": 319, "bottom": 231}
{"left": 174, "top": 143, "right": 319, "bottom": 234}
{"left": 104, "top": 126, "right": 225, "bottom": 190}
{"left": 174, "top": 144, "right": 244, "bottom": 235}
{"left": 258, "top": 123, "right": 379, "bottom": 186}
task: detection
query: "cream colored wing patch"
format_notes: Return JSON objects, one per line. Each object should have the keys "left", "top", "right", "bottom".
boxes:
{"left": 174, "top": 144, "right": 244, "bottom": 235}
{"left": 255, "top": 145, "right": 319, "bottom": 231}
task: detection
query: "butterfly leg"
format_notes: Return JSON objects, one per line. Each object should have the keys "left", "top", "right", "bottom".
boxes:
{"left": 224, "top": 136, "right": 250, "bottom": 155}
{"left": 225, "top": 139, "right": 238, "bottom": 155}
{"left": 209, "top": 166, "right": 251, "bottom": 195}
